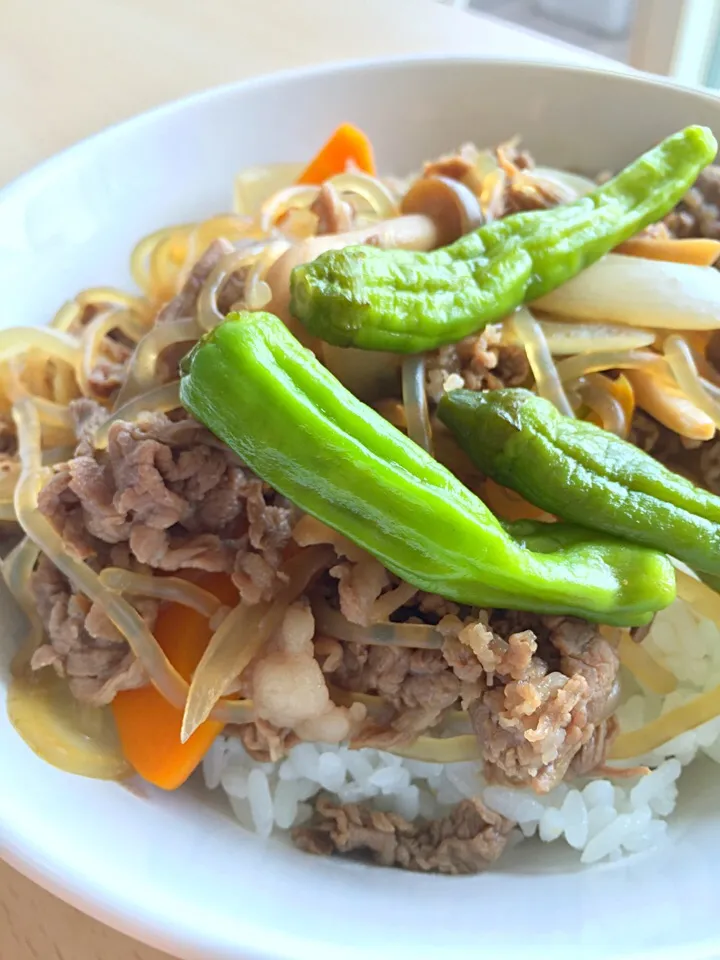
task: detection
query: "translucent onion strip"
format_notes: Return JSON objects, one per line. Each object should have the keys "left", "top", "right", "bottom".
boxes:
{"left": 511, "top": 308, "right": 573, "bottom": 416}
{"left": 2, "top": 535, "right": 43, "bottom": 669}
{"left": 555, "top": 349, "right": 667, "bottom": 383}
{"left": 259, "top": 186, "right": 320, "bottom": 233}
{"left": 197, "top": 246, "right": 264, "bottom": 331}
{"left": 234, "top": 163, "right": 305, "bottom": 217}
{"left": 95, "top": 381, "right": 181, "bottom": 448}
{"left": 313, "top": 601, "right": 443, "bottom": 650}
{"left": 401, "top": 354, "right": 433, "bottom": 453}
{"left": 114, "top": 318, "right": 198, "bottom": 406}
{"left": 534, "top": 254, "right": 720, "bottom": 330}
{"left": 664, "top": 334, "right": 720, "bottom": 430}
{"left": 536, "top": 319, "right": 655, "bottom": 356}
{"left": 78, "top": 309, "right": 128, "bottom": 397}
{"left": 0, "top": 328, "right": 80, "bottom": 368}
{"left": 181, "top": 545, "right": 334, "bottom": 742}
{"left": 327, "top": 172, "right": 399, "bottom": 220}
{"left": 610, "top": 683, "right": 720, "bottom": 760}
{"left": 386, "top": 734, "right": 480, "bottom": 763}
{"left": 625, "top": 367, "right": 715, "bottom": 441}
{"left": 576, "top": 375, "right": 627, "bottom": 437}
{"left": 99, "top": 568, "right": 222, "bottom": 619}
{"left": 616, "top": 630, "right": 677, "bottom": 696}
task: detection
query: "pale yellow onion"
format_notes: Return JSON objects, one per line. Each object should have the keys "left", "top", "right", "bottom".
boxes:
{"left": 0, "top": 328, "right": 80, "bottom": 369}
{"left": 625, "top": 367, "right": 715, "bottom": 442}
{"left": 371, "top": 581, "right": 418, "bottom": 622}
{"left": 8, "top": 670, "right": 131, "bottom": 781}
{"left": 2, "top": 535, "right": 43, "bottom": 666}
{"left": 575, "top": 375, "right": 627, "bottom": 437}
{"left": 49, "top": 299, "right": 83, "bottom": 332}
{"left": 113, "top": 318, "right": 198, "bottom": 406}
{"left": 401, "top": 354, "right": 433, "bottom": 453}
{"left": 664, "top": 334, "right": 720, "bottom": 430}
{"left": 533, "top": 166, "right": 596, "bottom": 198}
{"left": 197, "top": 246, "right": 267, "bottom": 331}
{"left": 78, "top": 309, "right": 128, "bottom": 397}
{"left": 99, "top": 568, "right": 222, "bottom": 619}
{"left": 323, "top": 346, "right": 401, "bottom": 403}
{"left": 616, "top": 630, "right": 677, "bottom": 696}
{"left": 385, "top": 734, "right": 480, "bottom": 763}
{"left": 76, "top": 287, "right": 152, "bottom": 320}
{"left": 511, "top": 308, "right": 573, "bottom": 416}
{"left": 233, "top": 163, "right": 305, "bottom": 217}
{"left": 130, "top": 224, "right": 191, "bottom": 294}
{"left": 313, "top": 601, "right": 443, "bottom": 650}
{"left": 95, "top": 381, "right": 181, "bottom": 447}
{"left": 536, "top": 319, "right": 655, "bottom": 356}
{"left": 555, "top": 349, "right": 667, "bottom": 383}
{"left": 611, "top": 683, "right": 720, "bottom": 760}
{"left": 534, "top": 254, "right": 720, "bottom": 330}
{"left": 327, "top": 171, "right": 400, "bottom": 220}
{"left": 181, "top": 545, "right": 334, "bottom": 742}
{"left": 259, "top": 185, "right": 320, "bottom": 233}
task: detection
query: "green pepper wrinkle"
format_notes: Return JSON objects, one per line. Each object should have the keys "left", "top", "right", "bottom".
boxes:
{"left": 289, "top": 126, "right": 717, "bottom": 353}
{"left": 438, "top": 387, "right": 720, "bottom": 577}
{"left": 180, "top": 312, "right": 675, "bottom": 626}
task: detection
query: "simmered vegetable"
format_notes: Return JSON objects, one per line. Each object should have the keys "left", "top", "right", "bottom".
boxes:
{"left": 438, "top": 387, "right": 720, "bottom": 575}
{"left": 290, "top": 126, "right": 717, "bottom": 352}
{"left": 180, "top": 312, "right": 675, "bottom": 625}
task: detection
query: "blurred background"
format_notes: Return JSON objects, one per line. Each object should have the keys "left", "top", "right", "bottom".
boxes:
{"left": 443, "top": 0, "right": 720, "bottom": 88}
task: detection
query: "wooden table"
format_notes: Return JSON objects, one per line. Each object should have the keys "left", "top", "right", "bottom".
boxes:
{"left": 0, "top": 1, "right": 604, "bottom": 956}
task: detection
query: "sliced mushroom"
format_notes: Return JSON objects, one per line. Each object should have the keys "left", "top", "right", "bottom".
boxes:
{"left": 400, "top": 175, "right": 484, "bottom": 247}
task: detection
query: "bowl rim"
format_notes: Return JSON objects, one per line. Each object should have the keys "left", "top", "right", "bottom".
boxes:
{"left": 3, "top": 52, "right": 720, "bottom": 960}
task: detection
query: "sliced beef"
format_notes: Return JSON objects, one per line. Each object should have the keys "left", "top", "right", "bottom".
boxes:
{"left": 32, "top": 411, "right": 296, "bottom": 701}
{"left": 629, "top": 409, "right": 720, "bottom": 494}
{"left": 425, "top": 325, "right": 529, "bottom": 403}
{"left": 294, "top": 797, "right": 514, "bottom": 874}
{"left": 30, "top": 554, "right": 153, "bottom": 705}
{"left": 311, "top": 183, "right": 354, "bottom": 235}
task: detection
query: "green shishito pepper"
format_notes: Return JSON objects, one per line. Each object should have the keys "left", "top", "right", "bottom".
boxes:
{"left": 290, "top": 126, "right": 717, "bottom": 353}
{"left": 180, "top": 312, "right": 675, "bottom": 626}
{"left": 438, "top": 388, "right": 720, "bottom": 577}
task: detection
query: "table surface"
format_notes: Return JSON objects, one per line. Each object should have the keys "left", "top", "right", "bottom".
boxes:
{"left": 0, "top": 1, "right": 602, "bottom": 957}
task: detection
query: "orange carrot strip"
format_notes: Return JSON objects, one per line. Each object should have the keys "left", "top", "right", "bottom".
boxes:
{"left": 296, "top": 123, "right": 376, "bottom": 185}
{"left": 482, "top": 477, "right": 552, "bottom": 522}
{"left": 615, "top": 236, "right": 720, "bottom": 267}
{"left": 112, "top": 573, "right": 238, "bottom": 791}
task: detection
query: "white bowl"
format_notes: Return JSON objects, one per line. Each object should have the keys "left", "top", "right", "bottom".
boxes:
{"left": 3, "top": 57, "right": 720, "bottom": 960}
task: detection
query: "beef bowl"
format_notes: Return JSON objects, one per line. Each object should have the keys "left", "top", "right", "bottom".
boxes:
{"left": 2, "top": 57, "right": 720, "bottom": 960}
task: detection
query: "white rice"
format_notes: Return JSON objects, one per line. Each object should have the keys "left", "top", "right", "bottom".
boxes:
{"left": 203, "top": 593, "right": 720, "bottom": 865}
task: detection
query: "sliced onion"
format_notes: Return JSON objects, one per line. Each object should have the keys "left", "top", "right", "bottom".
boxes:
{"left": 533, "top": 166, "right": 596, "bottom": 198}
{"left": 401, "top": 354, "right": 433, "bottom": 453}
{"left": 616, "top": 630, "right": 677, "bottom": 696}
{"left": 327, "top": 172, "right": 399, "bottom": 221}
{"left": 0, "top": 328, "right": 80, "bottom": 369}
{"left": 130, "top": 225, "right": 191, "bottom": 295}
{"left": 50, "top": 299, "right": 83, "bottom": 332}
{"left": 324, "top": 347, "right": 401, "bottom": 403}
{"left": 181, "top": 545, "right": 334, "bottom": 742}
{"left": 511, "top": 308, "right": 573, "bottom": 416}
{"left": 534, "top": 254, "right": 720, "bottom": 330}
{"left": 2, "top": 536, "right": 42, "bottom": 668}
{"left": 259, "top": 186, "right": 319, "bottom": 233}
{"left": 234, "top": 163, "right": 305, "bottom": 217}
{"left": 536, "top": 319, "right": 655, "bottom": 356}
{"left": 625, "top": 367, "right": 715, "bottom": 441}
{"left": 664, "top": 334, "right": 720, "bottom": 430}
{"left": 113, "top": 318, "right": 198, "bottom": 407}
{"left": 197, "top": 246, "right": 266, "bottom": 331}
{"left": 576, "top": 375, "right": 627, "bottom": 437}
{"left": 8, "top": 669, "right": 131, "bottom": 780}
{"left": 385, "top": 734, "right": 480, "bottom": 763}
{"left": 330, "top": 686, "right": 467, "bottom": 724}
{"left": 675, "top": 569, "right": 720, "bottom": 622}
{"left": 99, "top": 568, "right": 222, "bottom": 619}
{"left": 313, "top": 601, "right": 443, "bottom": 650}
{"left": 371, "top": 581, "right": 418, "bottom": 622}
{"left": 95, "top": 381, "right": 181, "bottom": 447}
{"left": 555, "top": 349, "right": 667, "bottom": 383}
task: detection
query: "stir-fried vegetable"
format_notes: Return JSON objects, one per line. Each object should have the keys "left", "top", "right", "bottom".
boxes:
{"left": 111, "top": 573, "right": 237, "bottom": 790}
{"left": 615, "top": 236, "right": 720, "bottom": 266}
{"left": 290, "top": 127, "right": 716, "bottom": 352}
{"left": 181, "top": 311, "right": 674, "bottom": 624}
{"left": 296, "top": 123, "right": 376, "bottom": 186}
{"left": 535, "top": 253, "right": 720, "bottom": 329}
{"left": 438, "top": 388, "right": 720, "bottom": 576}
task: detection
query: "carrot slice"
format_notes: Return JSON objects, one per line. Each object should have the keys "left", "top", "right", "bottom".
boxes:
{"left": 296, "top": 123, "right": 376, "bottom": 185}
{"left": 615, "top": 236, "right": 720, "bottom": 267}
{"left": 112, "top": 573, "right": 238, "bottom": 790}
{"left": 482, "top": 477, "right": 552, "bottom": 522}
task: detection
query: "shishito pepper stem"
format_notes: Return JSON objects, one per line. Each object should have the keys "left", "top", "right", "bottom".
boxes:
{"left": 290, "top": 126, "right": 717, "bottom": 352}
{"left": 180, "top": 312, "right": 674, "bottom": 626}
{"left": 438, "top": 387, "right": 720, "bottom": 576}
